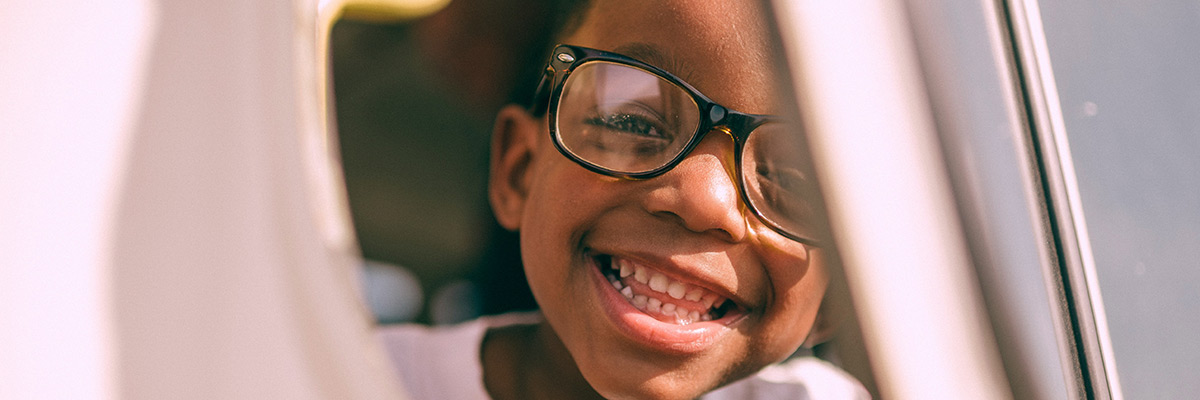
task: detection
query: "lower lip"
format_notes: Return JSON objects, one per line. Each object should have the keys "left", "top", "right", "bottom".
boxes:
{"left": 587, "top": 256, "right": 738, "bottom": 354}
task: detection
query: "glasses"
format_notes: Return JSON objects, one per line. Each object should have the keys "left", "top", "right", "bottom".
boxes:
{"left": 532, "top": 44, "right": 822, "bottom": 247}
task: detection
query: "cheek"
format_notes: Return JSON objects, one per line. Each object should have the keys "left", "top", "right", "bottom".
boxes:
{"left": 518, "top": 167, "right": 585, "bottom": 284}
{"left": 755, "top": 248, "right": 830, "bottom": 362}
{"left": 522, "top": 169, "right": 599, "bottom": 243}
{"left": 517, "top": 156, "right": 629, "bottom": 295}
{"left": 520, "top": 153, "right": 630, "bottom": 243}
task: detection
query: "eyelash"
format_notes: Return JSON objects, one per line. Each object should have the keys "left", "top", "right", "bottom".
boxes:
{"left": 583, "top": 113, "right": 667, "bottom": 139}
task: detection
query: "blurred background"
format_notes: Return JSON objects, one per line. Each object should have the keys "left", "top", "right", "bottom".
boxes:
{"left": 331, "top": 0, "right": 562, "bottom": 324}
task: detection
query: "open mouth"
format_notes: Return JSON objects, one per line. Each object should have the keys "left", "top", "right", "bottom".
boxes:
{"left": 592, "top": 253, "right": 740, "bottom": 325}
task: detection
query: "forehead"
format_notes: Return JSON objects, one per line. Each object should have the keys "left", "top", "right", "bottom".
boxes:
{"left": 562, "top": 0, "right": 783, "bottom": 113}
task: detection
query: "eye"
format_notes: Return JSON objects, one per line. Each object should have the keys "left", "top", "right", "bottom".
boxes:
{"left": 755, "top": 162, "right": 809, "bottom": 190}
{"left": 753, "top": 161, "right": 818, "bottom": 219}
{"left": 584, "top": 109, "right": 671, "bottom": 140}
{"left": 580, "top": 103, "right": 679, "bottom": 156}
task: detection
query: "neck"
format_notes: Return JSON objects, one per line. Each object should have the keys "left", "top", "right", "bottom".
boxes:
{"left": 482, "top": 320, "right": 603, "bottom": 400}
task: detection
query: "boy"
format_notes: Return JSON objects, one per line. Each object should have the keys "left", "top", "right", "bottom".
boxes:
{"left": 380, "top": 0, "right": 867, "bottom": 398}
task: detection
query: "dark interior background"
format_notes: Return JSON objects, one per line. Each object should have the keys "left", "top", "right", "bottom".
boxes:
{"left": 331, "top": 0, "right": 564, "bottom": 324}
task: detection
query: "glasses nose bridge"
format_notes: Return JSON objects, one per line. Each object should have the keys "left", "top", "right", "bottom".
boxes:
{"left": 692, "top": 102, "right": 755, "bottom": 178}
{"left": 704, "top": 104, "right": 755, "bottom": 143}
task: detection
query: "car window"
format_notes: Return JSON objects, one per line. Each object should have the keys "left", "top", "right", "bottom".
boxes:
{"left": 1038, "top": 0, "right": 1200, "bottom": 397}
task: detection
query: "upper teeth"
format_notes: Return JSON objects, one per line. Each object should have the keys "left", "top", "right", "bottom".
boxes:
{"left": 667, "top": 282, "right": 687, "bottom": 299}
{"left": 607, "top": 257, "right": 726, "bottom": 324}
{"left": 648, "top": 274, "right": 668, "bottom": 292}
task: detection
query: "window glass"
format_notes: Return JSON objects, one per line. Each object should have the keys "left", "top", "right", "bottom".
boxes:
{"left": 1039, "top": 1, "right": 1200, "bottom": 397}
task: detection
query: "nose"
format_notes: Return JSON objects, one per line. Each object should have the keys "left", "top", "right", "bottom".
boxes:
{"left": 642, "top": 131, "right": 748, "bottom": 242}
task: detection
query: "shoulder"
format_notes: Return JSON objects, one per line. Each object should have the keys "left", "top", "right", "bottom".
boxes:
{"left": 703, "top": 357, "right": 871, "bottom": 400}
{"left": 377, "top": 312, "right": 542, "bottom": 400}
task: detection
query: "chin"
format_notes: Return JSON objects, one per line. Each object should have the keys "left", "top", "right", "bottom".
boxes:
{"left": 580, "top": 358, "right": 733, "bottom": 400}
{"left": 590, "top": 381, "right": 708, "bottom": 400}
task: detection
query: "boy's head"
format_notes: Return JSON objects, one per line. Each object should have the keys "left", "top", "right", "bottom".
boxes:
{"left": 489, "top": 1, "right": 829, "bottom": 398}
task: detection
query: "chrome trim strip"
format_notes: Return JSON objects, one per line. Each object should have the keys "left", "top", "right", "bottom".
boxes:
{"left": 987, "top": 0, "right": 1087, "bottom": 397}
{"left": 1003, "top": 0, "right": 1124, "bottom": 398}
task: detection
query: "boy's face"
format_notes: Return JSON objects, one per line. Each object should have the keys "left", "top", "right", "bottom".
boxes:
{"left": 490, "top": 0, "right": 829, "bottom": 398}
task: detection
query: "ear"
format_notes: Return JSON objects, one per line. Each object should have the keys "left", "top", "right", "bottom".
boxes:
{"left": 489, "top": 105, "right": 542, "bottom": 231}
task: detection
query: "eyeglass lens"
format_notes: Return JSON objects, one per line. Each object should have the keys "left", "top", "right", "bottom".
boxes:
{"left": 555, "top": 61, "right": 819, "bottom": 241}
{"left": 557, "top": 61, "right": 700, "bottom": 173}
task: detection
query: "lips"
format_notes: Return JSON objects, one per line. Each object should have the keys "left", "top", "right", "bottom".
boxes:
{"left": 585, "top": 251, "right": 747, "bottom": 353}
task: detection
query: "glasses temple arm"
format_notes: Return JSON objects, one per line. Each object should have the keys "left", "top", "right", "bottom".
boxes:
{"left": 528, "top": 65, "right": 556, "bottom": 117}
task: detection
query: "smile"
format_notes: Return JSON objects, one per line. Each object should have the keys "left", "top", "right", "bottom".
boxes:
{"left": 581, "top": 248, "right": 753, "bottom": 354}
{"left": 584, "top": 250, "right": 747, "bottom": 352}
{"left": 595, "top": 254, "right": 737, "bottom": 325}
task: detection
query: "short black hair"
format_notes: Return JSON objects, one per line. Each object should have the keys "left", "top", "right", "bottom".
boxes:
{"left": 549, "top": 0, "right": 593, "bottom": 40}
{"left": 510, "top": 0, "right": 594, "bottom": 109}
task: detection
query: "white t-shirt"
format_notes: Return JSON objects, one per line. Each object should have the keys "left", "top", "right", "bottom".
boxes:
{"left": 378, "top": 313, "right": 869, "bottom": 399}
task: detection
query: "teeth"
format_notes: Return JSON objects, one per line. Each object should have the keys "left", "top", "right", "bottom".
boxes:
{"left": 624, "top": 291, "right": 721, "bottom": 325}
{"left": 619, "top": 260, "right": 633, "bottom": 278}
{"left": 648, "top": 273, "right": 668, "bottom": 293}
{"left": 608, "top": 257, "right": 734, "bottom": 325}
{"left": 633, "top": 265, "right": 649, "bottom": 284}
{"left": 647, "top": 298, "right": 662, "bottom": 313}
{"left": 667, "top": 281, "right": 686, "bottom": 299}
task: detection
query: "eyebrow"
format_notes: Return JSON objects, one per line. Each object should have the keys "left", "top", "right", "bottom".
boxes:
{"left": 612, "top": 42, "right": 696, "bottom": 83}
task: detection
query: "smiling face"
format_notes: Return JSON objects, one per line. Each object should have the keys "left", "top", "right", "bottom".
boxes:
{"left": 488, "top": 0, "right": 829, "bottom": 399}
